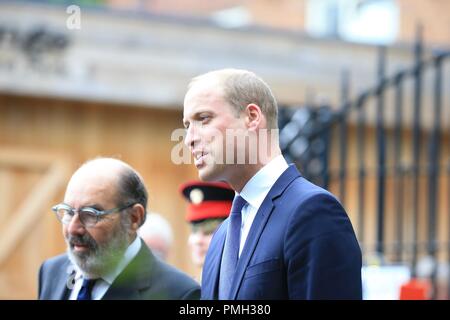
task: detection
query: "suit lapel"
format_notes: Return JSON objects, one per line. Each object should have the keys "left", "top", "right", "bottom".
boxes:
{"left": 54, "top": 279, "right": 70, "bottom": 300}
{"left": 102, "top": 240, "right": 154, "bottom": 300}
{"left": 53, "top": 258, "right": 73, "bottom": 300}
{"left": 102, "top": 282, "right": 142, "bottom": 300}
{"left": 229, "top": 164, "right": 300, "bottom": 299}
{"left": 202, "top": 221, "right": 227, "bottom": 299}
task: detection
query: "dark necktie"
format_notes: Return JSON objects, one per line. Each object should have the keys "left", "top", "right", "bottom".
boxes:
{"left": 218, "top": 195, "right": 247, "bottom": 300}
{"left": 77, "top": 278, "right": 96, "bottom": 300}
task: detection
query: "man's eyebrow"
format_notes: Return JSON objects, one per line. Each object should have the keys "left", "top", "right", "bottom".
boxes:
{"left": 82, "top": 203, "right": 103, "bottom": 210}
{"left": 183, "top": 110, "right": 213, "bottom": 127}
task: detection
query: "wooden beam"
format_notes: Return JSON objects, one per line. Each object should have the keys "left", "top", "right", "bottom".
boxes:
{"left": 0, "top": 160, "right": 70, "bottom": 266}
{"left": 0, "top": 148, "right": 58, "bottom": 171}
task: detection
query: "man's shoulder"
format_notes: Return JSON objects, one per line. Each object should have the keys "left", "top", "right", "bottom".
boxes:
{"left": 40, "top": 253, "right": 72, "bottom": 282}
{"left": 145, "top": 259, "right": 200, "bottom": 299}
{"left": 283, "top": 174, "right": 339, "bottom": 205}
{"left": 279, "top": 174, "right": 356, "bottom": 240}
{"left": 271, "top": 164, "right": 338, "bottom": 204}
{"left": 153, "top": 258, "right": 200, "bottom": 289}
{"left": 41, "top": 253, "right": 70, "bottom": 272}
{"left": 132, "top": 245, "right": 200, "bottom": 299}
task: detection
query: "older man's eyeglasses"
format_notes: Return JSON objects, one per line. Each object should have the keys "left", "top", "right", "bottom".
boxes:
{"left": 52, "top": 203, "right": 135, "bottom": 227}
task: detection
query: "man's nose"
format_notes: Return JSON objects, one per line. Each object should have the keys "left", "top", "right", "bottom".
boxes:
{"left": 66, "top": 213, "right": 85, "bottom": 235}
{"left": 184, "top": 124, "right": 199, "bottom": 149}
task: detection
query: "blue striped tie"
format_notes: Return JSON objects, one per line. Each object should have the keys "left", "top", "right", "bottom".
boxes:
{"left": 218, "top": 195, "right": 247, "bottom": 300}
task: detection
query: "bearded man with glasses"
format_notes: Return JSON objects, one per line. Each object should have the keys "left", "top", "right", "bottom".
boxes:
{"left": 38, "top": 157, "right": 200, "bottom": 300}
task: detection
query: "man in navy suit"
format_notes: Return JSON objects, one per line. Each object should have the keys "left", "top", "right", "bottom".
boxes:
{"left": 39, "top": 158, "right": 200, "bottom": 300}
{"left": 182, "top": 68, "right": 362, "bottom": 299}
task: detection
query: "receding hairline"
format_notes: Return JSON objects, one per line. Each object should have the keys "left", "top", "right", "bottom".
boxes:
{"left": 186, "top": 68, "right": 279, "bottom": 129}
{"left": 187, "top": 68, "right": 256, "bottom": 90}
{"left": 72, "top": 157, "right": 145, "bottom": 198}
{"left": 79, "top": 157, "right": 143, "bottom": 179}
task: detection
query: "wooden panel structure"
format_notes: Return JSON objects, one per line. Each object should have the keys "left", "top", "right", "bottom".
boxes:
{"left": 0, "top": 93, "right": 200, "bottom": 299}
{"left": 1, "top": 92, "right": 448, "bottom": 298}
{"left": 0, "top": 148, "right": 71, "bottom": 299}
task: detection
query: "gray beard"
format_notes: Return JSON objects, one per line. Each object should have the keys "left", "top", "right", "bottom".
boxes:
{"left": 66, "top": 218, "right": 131, "bottom": 279}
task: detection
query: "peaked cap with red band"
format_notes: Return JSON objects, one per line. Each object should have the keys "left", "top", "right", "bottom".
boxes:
{"left": 179, "top": 181, "right": 235, "bottom": 222}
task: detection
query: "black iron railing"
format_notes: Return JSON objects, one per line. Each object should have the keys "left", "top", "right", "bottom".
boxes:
{"left": 280, "top": 31, "right": 450, "bottom": 299}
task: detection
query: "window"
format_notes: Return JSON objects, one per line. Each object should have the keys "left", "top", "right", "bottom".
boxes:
{"left": 306, "top": 0, "right": 399, "bottom": 45}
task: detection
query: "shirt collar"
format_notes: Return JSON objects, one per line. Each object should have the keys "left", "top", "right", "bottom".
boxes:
{"left": 239, "top": 155, "right": 288, "bottom": 209}
{"left": 73, "top": 236, "right": 142, "bottom": 285}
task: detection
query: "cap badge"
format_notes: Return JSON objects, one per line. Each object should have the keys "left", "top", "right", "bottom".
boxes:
{"left": 190, "top": 188, "right": 204, "bottom": 204}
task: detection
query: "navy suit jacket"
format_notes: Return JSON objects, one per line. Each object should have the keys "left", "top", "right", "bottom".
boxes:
{"left": 38, "top": 239, "right": 200, "bottom": 300}
{"left": 201, "top": 164, "right": 362, "bottom": 300}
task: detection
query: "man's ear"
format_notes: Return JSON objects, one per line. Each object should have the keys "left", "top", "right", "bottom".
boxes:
{"left": 129, "top": 204, "right": 145, "bottom": 231}
{"left": 245, "top": 104, "right": 264, "bottom": 130}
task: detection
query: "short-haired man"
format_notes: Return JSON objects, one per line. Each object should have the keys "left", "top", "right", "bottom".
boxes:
{"left": 183, "top": 68, "right": 362, "bottom": 299}
{"left": 38, "top": 158, "right": 200, "bottom": 300}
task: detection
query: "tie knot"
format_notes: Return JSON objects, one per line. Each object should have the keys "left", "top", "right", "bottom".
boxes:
{"left": 231, "top": 195, "right": 247, "bottom": 216}
{"left": 81, "top": 278, "right": 96, "bottom": 290}
{"left": 77, "top": 278, "right": 97, "bottom": 300}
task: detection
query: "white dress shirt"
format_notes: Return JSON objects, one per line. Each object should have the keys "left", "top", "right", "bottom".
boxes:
{"left": 69, "top": 236, "right": 142, "bottom": 300}
{"left": 237, "top": 155, "right": 288, "bottom": 257}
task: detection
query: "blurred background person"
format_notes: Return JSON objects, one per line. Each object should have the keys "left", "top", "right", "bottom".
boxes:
{"left": 179, "top": 181, "right": 234, "bottom": 280}
{"left": 138, "top": 212, "right": 174, "bottom": 261}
